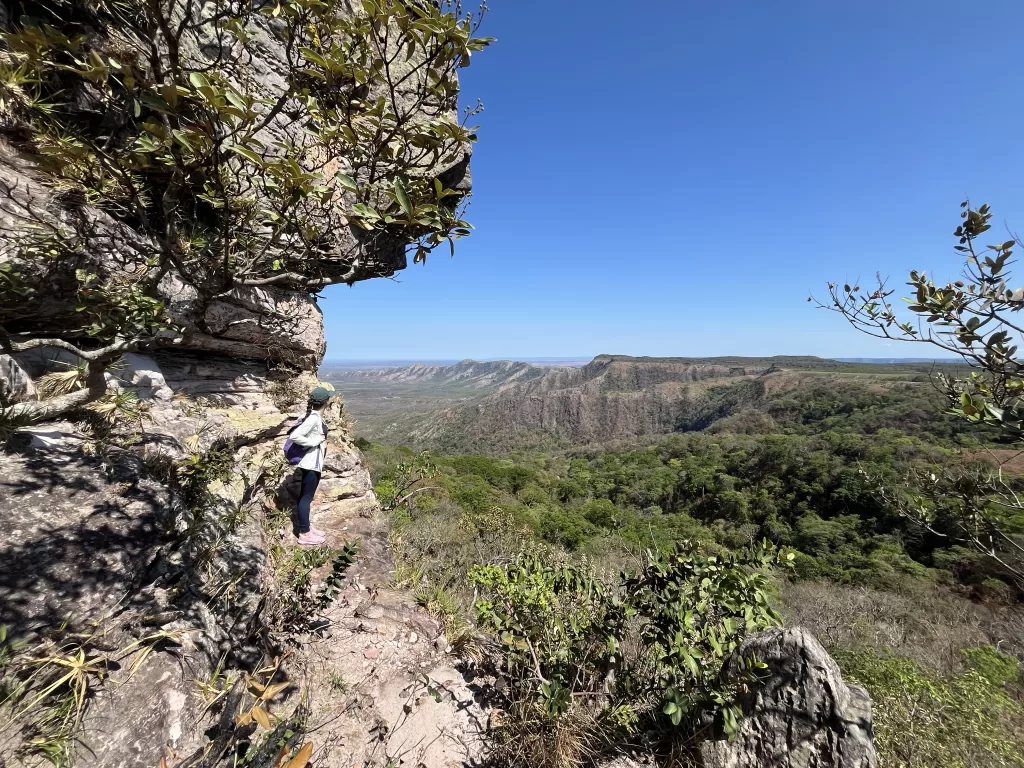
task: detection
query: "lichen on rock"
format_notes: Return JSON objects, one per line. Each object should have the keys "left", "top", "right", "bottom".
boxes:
{"left": 700, "top": 628, "right": 877, "bottom": 768}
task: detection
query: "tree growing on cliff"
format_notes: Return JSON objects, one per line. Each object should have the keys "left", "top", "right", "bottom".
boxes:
{"left": 816, "top": 202, "right": 1024, "bottom": 585}
{"left": 0, "top": 0, "right": 491, "bottom": 423}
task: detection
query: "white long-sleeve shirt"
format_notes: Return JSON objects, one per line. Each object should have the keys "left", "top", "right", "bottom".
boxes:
{"left": 290, "top": 411, "right": 327, "bottom": 471}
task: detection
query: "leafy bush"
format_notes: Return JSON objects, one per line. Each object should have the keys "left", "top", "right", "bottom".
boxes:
{"left": 273, "top": 542, "right": 358, "bottom": 630}
{"left": 471, "top": 554, "right": 628, "bottom": 717}
{"left": 626, "top": 542, "right": 791, "bottom": 736}
{"left": 470, "top": 541, "right": 790, "bottom": 768}
{"left": 538, "top": 507, "right": 599, "bottom": 550}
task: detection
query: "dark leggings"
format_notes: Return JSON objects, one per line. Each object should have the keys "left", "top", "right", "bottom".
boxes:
{"left": 297, "top": 469, "right": 321, "bottom": 534}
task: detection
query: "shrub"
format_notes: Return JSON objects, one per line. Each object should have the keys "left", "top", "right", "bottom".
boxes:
{"left": 581, "top": 499, "right": 618, "bottom": 529}
{"left": 538, "top": 508, "right": 599, "bottom": 550}
{"left": 962, "top": 645, "right": 1021, "bottom": 689}
{"left": 272, "top": 542, "right": 358, "bottom": 630}
{"left": 470, "top": 541, "right": 791, "bottom": 768}
{"left": 836, "top": 647, "right": 1024, "bottom": 768}
{"left": 470, "top": 553, "right": 637, "bottom": 768}
{"left": 625, "top": 541, "right": 790, "bottom": 737}
{"left": 472, "top": 554, "right": 627, "bottom": 712}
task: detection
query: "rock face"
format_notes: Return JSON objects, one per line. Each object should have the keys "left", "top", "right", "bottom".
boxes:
{"left": 0, "top": 443, "right": 175, "bottom": 635}
{"left": 0, "top": 353, "right": 35, "bottom": 404}
{"left": 700, "top": 628, "right": 877, "bottom": 768}
{"left": 334, "top": 354, "right": 787, "bottom": 450}
{"left": 0, "top": 0, "right": 472, "bottom": 370}
{"left": 332, "top": 358, "right": 552, "bottom": 388}
{"left": 0, "top": 0, "right": 452, "bottom": 749}
{"left": 0, "top": 353, "right": 384, "bottom": 767}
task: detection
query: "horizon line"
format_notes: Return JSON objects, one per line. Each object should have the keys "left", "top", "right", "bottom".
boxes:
{"left": 320, "top": 355, "right": 964, "bottom": 363}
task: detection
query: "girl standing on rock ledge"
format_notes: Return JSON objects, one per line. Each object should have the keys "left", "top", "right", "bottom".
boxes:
{"left": 289, "top": 385, "right": 334, "bottom": 546}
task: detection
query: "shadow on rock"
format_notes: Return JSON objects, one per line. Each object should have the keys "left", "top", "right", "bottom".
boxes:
{"left": 0, "top": 446, "right": 173, "bottom": 639}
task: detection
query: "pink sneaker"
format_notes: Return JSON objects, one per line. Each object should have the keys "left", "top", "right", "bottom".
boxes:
{"left": 309, "top": 526, "right": 326, "bottom": 537}
{"left": 297, "top": 531, "right": 326, "bottom": 547}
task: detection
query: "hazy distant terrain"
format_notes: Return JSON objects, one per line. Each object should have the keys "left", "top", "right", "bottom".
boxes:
{"left": 322, "top": 355, "right": 965, "bottom": 451}
{"left": 319, "top": 359, "right": 560, "bottom": 441}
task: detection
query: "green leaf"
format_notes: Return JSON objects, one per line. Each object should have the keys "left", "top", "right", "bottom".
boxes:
{"left": 225, "top": 90, "right": 249, "bottom": 111}
{"left": 171, "top": 130, "right": 195, "bottom": 152}
{"left": 299, "top": 47, "right": 330, "bottom": 69}
{"left": 335, "top": 173, "right": 358, "bottom": 192}
{"left": 394, "top": 177, "right": 414, "bottom": 217}
{"left": 138, "top": 93, "right": 171, "bottom": 113}
{"left": 189, "top": 71, "right": 211, "bottom": 89}
{"left": 226, "top": 144, "right": 265, "bottom": 167}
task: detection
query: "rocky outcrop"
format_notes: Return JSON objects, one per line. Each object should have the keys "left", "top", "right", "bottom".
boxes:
{"left": 700, "top": 628, "right": 877, "bottom": 768}
{"left": 0, "top": 0, "right": 497, "bottom": 761}
{"left": 331, "top": 358, "right": 552, "bottom": 388}
{"left": 333, "top": 355, "right": 789, "bottom": 450}
{"left": 0, "top": 0, "right": 482, "bottom": 757}
{"left": 0, "top": 0, "right": 473, "bottom": 369}
{"left": 0, "top": 352, "right": 35, "bottom": 404}
{"left": 0, "top": 353, "right": 382, "bottom": 766}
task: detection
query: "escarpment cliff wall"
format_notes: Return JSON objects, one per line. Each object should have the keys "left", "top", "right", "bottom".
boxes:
{"left": 0, "top": 0, "right": 472, "bottom": 762}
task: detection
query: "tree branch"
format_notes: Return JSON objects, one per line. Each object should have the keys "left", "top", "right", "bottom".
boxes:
{"left": 3, "top": 357, "right": 110, "bottom": 423}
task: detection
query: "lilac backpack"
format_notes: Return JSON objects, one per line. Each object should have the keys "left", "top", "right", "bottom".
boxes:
{"left": 283, "top": 419, "right": 307, "bottom": 464}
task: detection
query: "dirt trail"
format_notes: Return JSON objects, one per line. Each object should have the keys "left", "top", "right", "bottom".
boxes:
{"left": 284, "top": 491, "right": 488, "bottom": 768}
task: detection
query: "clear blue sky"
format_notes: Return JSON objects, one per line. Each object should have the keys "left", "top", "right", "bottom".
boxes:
{"left": 321, "top": 0, "right": 1024, "bottom": 361}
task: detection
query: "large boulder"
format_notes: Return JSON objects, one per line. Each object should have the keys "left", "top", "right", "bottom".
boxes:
{"left": 107, "top": 352, "right": 174, "bottom": 401}
{"left": 700, "top": 627, "right": 877, "bottom": 768}
{"left": 0, "top": 352, "right": 35, "bottom": 404}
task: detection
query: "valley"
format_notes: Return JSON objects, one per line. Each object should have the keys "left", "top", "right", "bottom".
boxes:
{"left": 323, "top": 354, "right": 966, "bottom": 452}
{"left": 2, "top": 0, "right": 1022, "bottom": 763}
{"left": 326, "top": 353, "right": 1024, "bottom": 767}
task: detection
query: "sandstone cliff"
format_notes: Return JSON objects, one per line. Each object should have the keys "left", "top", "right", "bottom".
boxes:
{"left": 334, "top": 358, "right": 549, "bottom": 388}
{"left": 0, "top": 0, "right": 487, "bottom": 763}
{"left": 332, "top": 355, "right": 787, "bottom": 450}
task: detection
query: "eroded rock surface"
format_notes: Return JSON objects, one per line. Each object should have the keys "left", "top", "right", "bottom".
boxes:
{"left": 0, "top": 446, "right": 173, "bottom": 636}
{"left": 0, "top": 356, "right": 386, "bottom": 767}
{"left": 700, "top": 628, "right": 877, "bottom": 768}
{"left": 0, "top": 353, "right": 35, "bottom": 404}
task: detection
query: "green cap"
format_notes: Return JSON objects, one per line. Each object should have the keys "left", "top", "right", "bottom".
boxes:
{"left": 309, "top": 385, "right": 334, "bottom": 403}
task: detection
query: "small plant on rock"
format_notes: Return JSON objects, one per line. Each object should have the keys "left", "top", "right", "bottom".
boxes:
{"left": 273, "top": 541, "right": 358, "bottom": 630}
{"left": 626, "top": 540, "right": 792, "bottom": 739}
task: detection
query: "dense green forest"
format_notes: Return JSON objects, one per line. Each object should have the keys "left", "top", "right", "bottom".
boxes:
{"left": 365, "top": 379, "right": 1017, "bottom": 591}
{"left": 357, "top": 376, "right": 1024, "bottom": 767}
